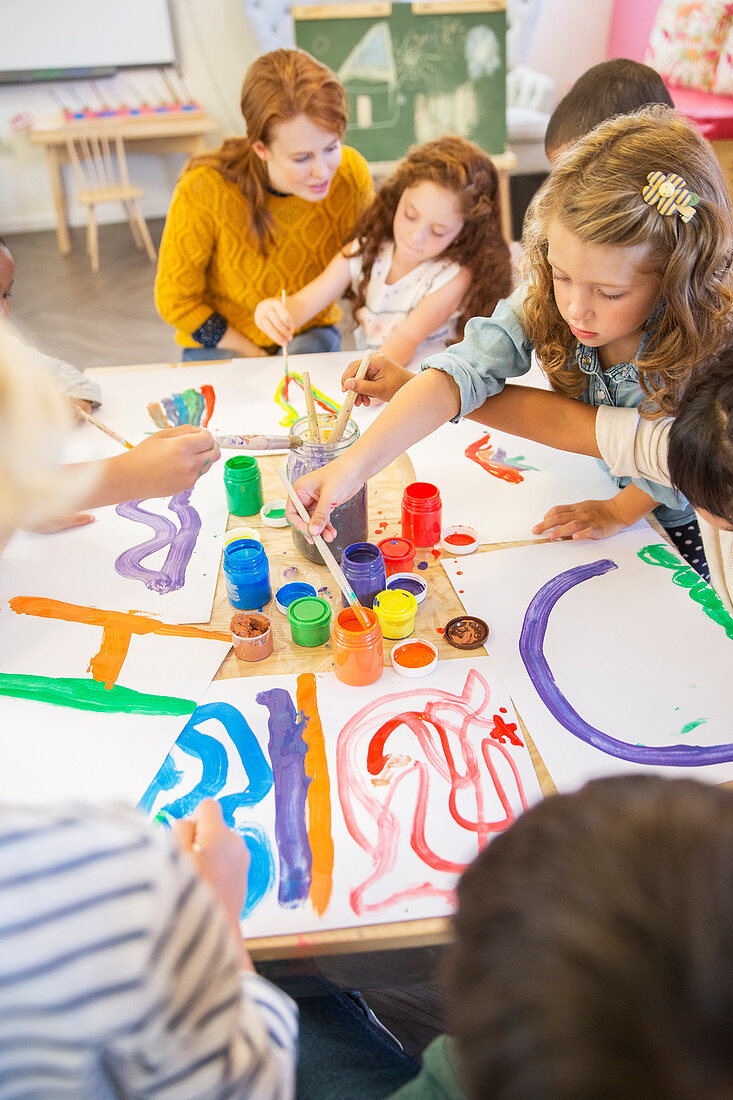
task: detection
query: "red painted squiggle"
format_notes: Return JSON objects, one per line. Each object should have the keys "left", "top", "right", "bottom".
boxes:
{"left": 465, "top": 432, "right": 524, "bottom": 483}
{"left": 337, "top": 670, "right": 533, "bottom": 915}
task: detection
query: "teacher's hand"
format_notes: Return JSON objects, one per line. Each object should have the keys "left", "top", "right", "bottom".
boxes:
{"left": 254, "top": 297, "right": 295, "bottom": 347}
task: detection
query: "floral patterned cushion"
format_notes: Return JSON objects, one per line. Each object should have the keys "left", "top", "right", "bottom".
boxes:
{"left": 645, "top": 0, "right": 733, "bottom": 93}
{"left": 712, "top": 20, "right": 733, "bottom": 95}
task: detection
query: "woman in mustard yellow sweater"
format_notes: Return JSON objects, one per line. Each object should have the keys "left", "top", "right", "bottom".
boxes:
{"left": 155, "top": 49, "right": 374, "bottom": 362}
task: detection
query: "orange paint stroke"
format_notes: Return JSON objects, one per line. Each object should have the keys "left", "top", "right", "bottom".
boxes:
{"left": 10, "top": 597, "right": 230, "bottom": 690}
{"left": 297, "top": 672, "right": 334, "bottom": 915}
{"left": 465, "top": 433, "right": 524, "bottom": 484}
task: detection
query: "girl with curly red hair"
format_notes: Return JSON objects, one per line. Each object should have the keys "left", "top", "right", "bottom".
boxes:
{"left": 255, "top": 135, "right": 512, "bottom": 365}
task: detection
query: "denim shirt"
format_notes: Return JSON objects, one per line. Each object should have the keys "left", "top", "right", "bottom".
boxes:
{"left": 421, "top": 287, "right": 693, "bottom": 528}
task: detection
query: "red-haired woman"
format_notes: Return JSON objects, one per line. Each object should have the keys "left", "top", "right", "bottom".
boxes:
{"left": 155, "top": 49, "right": 373, "bottom": 361}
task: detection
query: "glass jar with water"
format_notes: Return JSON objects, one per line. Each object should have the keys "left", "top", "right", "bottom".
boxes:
{"left": 286, "top": 414, "right": 368, "bottom": 564}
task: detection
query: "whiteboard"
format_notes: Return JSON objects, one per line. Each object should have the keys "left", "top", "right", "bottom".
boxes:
{"left": 0, "top": 0, "right": 176, "bottom": 79}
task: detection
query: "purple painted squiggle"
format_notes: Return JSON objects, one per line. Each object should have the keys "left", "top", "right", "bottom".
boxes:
{"left": 114, "top": 490, "right": 201, "bottom": 594}
{"left": 256, "top": 687, "right": 312, "bottom": 907}
{"left": 519, "top": 558, "right": 733, "bottom": 766}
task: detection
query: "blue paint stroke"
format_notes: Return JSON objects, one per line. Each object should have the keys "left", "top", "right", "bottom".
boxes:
{"left": 138, "top": 702, "right": 276, "bottom": 916}
{"left": 519, "top": 559, "right": 733, "bottom": 766}
{"left": 239, "top": 823, "right": 277, "bottom": 917}
{"left": 161, "top": 396, "right": 181, "bottom": 425}
{"left": 114, "top": 489, "right": 201, "bottom": 594}
{"left": 256, "top": 688, "right": 312, "bottom": 907}
{"left": 172, "top": 393, "right": 189, "bottom": 424}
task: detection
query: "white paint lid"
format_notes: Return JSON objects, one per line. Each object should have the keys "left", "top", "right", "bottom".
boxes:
{"left": 440, "top": 524, "right": 479, "bottom": 555}
{"left": 260, "top": 499, "right": 289, "bottom": 527}
{"left": 390, "top": 638, "right": 438, "bottom": 677}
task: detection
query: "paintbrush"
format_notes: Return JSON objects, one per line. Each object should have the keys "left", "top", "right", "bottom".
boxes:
{"left": 281, "top": 288, "right": 289, "bottom": 383}
{"left": 79, "top": 408, "right": 133, "bottom": 450}
{"left": 277, "top": 467, "right": 371, "bottom": 628}
{"left": 302, "top": 371, "right": 322, "bottom": 444}
{"left": 330, "top": 349, "right": 372, "bottom": 444}
{"left": 214, "top": 433, "right": 303, "bottom": 450}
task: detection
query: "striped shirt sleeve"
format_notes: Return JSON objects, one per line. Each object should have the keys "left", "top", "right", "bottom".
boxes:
{"left": 0, "top": 804, "right": 297, "bottom": 1099}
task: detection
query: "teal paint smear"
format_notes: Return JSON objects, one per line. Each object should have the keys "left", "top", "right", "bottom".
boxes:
{"left": 638, "top": 543, "right": 733, "bottom": 640}
{"left": 680, "top": 719, "right": 708, "bottom": 735}
{"left": 0, "top": 674, "right": 196, "bottom": 716}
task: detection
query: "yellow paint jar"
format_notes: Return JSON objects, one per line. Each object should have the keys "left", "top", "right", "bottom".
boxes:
{"left": 372, "top": 588, "right": 418, "bottom": 640}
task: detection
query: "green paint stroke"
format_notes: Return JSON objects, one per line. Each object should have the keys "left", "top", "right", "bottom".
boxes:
{"left": 680, "top": 718, "right": 708, "bottom": 735}
{"left": 0, "top": 674, "right": 197, "bottom": 716}
{"left": 638, "top": 543, "right": 733, "bottom": 640}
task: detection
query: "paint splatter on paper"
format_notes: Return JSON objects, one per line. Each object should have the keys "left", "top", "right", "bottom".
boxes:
{"left": 465, "top": 432, "right": 539, "bottom": 483}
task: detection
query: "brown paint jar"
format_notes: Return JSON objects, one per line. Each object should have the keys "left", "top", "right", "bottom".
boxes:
{"left": 230, "top": 612, "right": 274, "bottom": 662}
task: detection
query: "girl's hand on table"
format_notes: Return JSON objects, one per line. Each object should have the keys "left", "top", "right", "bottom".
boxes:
{"left": 533, "top": 498, "right": 638, "bottom": 541}
{"left": 341, "top": 353, "right": 413, "bottom": 407}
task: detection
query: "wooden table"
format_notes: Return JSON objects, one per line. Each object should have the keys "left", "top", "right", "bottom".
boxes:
{"left": 92, "top": 356, "right": 555, "bottom": 962}
{"left": 29, "top": 112, "right": 219, "bottom": 256}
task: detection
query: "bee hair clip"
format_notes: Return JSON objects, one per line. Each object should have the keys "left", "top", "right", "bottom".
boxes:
{"left": 642, "top": 171, "right": 699, "bottom": 223}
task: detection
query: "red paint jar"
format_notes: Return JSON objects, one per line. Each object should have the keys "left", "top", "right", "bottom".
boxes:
{"left": 401, "top": 482, "right": 442, "bottom": 548}
{"left": 332, "top": 606, "right": 383, "bottom": 686}
{"left": 378, "top": 536, "right": 416, "bottom": 577}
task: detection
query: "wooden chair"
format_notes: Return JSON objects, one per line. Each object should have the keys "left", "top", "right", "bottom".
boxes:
{"left": 65, "top": 129, "right": 157, "bottom": 272}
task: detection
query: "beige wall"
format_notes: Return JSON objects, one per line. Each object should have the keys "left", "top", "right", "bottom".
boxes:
{"left": 0, "top": 0, "right": 261, "bottom": 232}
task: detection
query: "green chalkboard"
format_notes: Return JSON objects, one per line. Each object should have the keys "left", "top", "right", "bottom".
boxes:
{"left": 294, "top": 1, "right": 506, "bottom": 161}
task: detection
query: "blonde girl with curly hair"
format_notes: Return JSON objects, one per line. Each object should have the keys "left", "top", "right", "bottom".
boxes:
{"left": 286, "top": 107, "right": 733, "bottom": 578}
{"left": 255, "top": 135, "right": 512, "bottom": 366}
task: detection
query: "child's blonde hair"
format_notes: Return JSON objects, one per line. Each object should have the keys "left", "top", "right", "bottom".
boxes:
{"left": 0, "top": 321, "right": 94, "bottom": 531}
{"left": 523, "top": 106, "right": 733, "bottom": 417}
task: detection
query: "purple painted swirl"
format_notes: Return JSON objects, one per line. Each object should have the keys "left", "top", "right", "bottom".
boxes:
{"left": 519, "top": 559, "right": 732, "bottom": 766}
{"left": 114, "top": 489, "right": 201, "bottom": 594}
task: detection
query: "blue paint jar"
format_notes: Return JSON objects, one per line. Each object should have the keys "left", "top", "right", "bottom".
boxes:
{"left": 340, "top": 541, "right": 387, "bottom": 609}
{"left": 222, "top": 538, "right": 271, "bottom": 610}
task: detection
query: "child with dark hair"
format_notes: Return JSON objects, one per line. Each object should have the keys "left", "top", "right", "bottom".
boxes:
{"left": 448, "top": 775, "right": 733, "bottom": 1100}
{"left": 389, "top": 775, "right": 733, "bottom": 1100}
{"left": 545, "top": 58, "right": 674, "bottom": 163}
{"left": 255, "top": 136, "right": 512, "bottom": 366}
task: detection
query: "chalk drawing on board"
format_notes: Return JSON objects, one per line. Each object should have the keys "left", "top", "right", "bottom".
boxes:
{"left": 415, "top": 85, "right": 478, "bottom": 143}
{"left": 465, "top": 25, "right": 501, "bottom": 79}
{"left": 115, "top": 490, "right": 202, "bottom": 595}
{"left": 339, "top": 23, "right": 400, "bottom": 131}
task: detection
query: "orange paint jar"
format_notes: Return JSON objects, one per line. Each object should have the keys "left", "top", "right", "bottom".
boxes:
{"left": 332, "top": 606, "right": 383, "bottom": 686}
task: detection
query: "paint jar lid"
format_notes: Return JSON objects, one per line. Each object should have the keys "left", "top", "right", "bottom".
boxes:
{"left": 444, "top": 615, "right": 489, "bottom": 650}
{"left": 378, "top": 536, "right": 415, "bottom": 561}
{"left": 224, "top": 537, "right": 264, "bottom": 563}
{"left": 223, "top": 525, "right": 261, "bottom": 546}
{"left": 261, "top": 499, "right": 288, "bottom": 527}
{"left": 287, "top": 595, "right": 332, "bottom": 628}
{"left": 440, "top": 525, "right": 479, "bottom": 555}
{"left": 275, "top": 581, "right": 317, "bottom": 614}
{"left": 386, "top": 572, "right": 427, "bottom": 603}
{"left": 373, "top": 588, "right": 418, "bottom": 619}
{"left": 391, "top": 638, "right": 438, "bottom": 678}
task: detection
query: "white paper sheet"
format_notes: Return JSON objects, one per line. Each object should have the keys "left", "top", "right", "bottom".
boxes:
{"left": 0, "top": 601, "right": 230, "bottom": 805}
{"left": 442, "top": 530, "right": 733, "bottom": 791}
{"left": 408, "top": 414, "right": 623, "bottom": 544}
{"left": 139, "top": 658, "right": 543, "bottom": 937}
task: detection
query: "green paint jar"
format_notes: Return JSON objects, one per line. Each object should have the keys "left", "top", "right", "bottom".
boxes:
{"left": 287, "top": 596, "right": 332, "bottom": 648}
{"left": 224, "top": 456, "right": 264, "bottom": 517}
